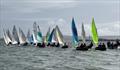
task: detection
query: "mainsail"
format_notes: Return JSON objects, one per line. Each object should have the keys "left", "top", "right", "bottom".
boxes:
{"left": 91, "top": 18, "right": 99, "bottom": 47}
{"left": 12, "top": 25, "right": 19, "bottom": 44}
{"left": 27, "top": 29, "right": 32, "bottom": 43}
{"left": 48, "top": 28, "right": 56, "bottom": 43}
{"left": 32, "top": 22, "right": 38, "bottom": 44}
{"left": 44, "top": 27, "right": 50, "bottom": 43}
{"left": 37, "top": 26, "right": 43, "bottom": 43}
{"left": 3, "top": 29, "right": 9, "bottom": 45}
{"left": 51, "top": 28, "right": 57, "bottom": 43}
{"left": 6, "top": 29, "right": 12, "bottom": 43}
{"left": 55, "top": 25, "right": 64, "bottom": 45}
{"left": 81, "top": 23, "right": 86, "bottom": 43}
{"left": 71, "top": 18, "right": 79, "bottom": 47}
{"left": 18, "top": 28, "right": 27, "bottom": 44}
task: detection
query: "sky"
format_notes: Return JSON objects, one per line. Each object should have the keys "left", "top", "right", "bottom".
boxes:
{"left": 0, "top": 0, "right": 120, "bottom": 37}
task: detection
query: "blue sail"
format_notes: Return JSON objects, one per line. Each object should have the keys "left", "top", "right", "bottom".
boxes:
{"left": 71, "top": 18, "right": 79, "bottom": 47}
{"left": 48, "top": 28, "right": 55, "bottom": 43}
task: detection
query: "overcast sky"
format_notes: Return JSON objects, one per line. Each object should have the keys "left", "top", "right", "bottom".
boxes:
{"left": 0, "top": 0, "right": 120, "bottom": 37}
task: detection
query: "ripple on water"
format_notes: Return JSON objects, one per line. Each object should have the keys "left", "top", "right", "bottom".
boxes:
{"left": 0, "top": 45, "right": 120, "bottom": 70}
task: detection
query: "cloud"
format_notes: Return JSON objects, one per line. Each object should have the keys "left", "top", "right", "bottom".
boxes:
{"left": 82, "top": 21, "right": 120, "bottom": 36}
{"left": 0, "top": 0, "right": 119, "bottom": 38}
{"left": 41, "top": 18, "right": 120, "bottom": 36}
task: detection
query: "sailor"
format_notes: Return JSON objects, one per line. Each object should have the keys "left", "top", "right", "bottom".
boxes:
{"left": 107, "top": 41, "right": 113, "bottom": 49}
{"left": 95, "top": 43, "right": 106, "bottom": 51}
{"left": 56, "top": 42, "right": 60, "bottom": 47}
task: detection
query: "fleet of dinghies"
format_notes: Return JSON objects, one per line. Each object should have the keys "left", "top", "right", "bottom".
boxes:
{"left": 3, "top": 18, "right": 120, "bottom": 51}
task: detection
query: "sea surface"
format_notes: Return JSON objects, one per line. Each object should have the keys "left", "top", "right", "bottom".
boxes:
{"left": 0, "top": 37, "right": 120, "bottom": 70}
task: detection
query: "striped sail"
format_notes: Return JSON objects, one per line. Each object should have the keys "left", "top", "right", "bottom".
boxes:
{"left": 18, "top": 28, "right": 27, "bottom": 44}
{"left": 81, "top": 23, "right": 86, "bottom": 43}
{"left": 91, "top": 18, "right": 99, "bottom": 47}
{"left": 55, "top": 25, "right": 64, "bottom": 45}
{"left": 51, "top": 28, "right": 57, "bottom": 43}
{"left": 48, "top": 28, "right": 55, "bottom": 43}
{"left": 71, "top": 18, "right": 79, "bottom": 47}
{"left": 37, "top": 26, "right": 42, "bottom": 43}
{"left": 44, "top": 27, "right": 50, "bottom": 43}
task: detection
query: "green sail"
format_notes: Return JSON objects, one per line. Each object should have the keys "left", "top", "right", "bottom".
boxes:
{"left": 44, "top": 27, "right": 50, "bottom": 44}
{"left": 91, "top": 18, "right": 99, "bottom": 47}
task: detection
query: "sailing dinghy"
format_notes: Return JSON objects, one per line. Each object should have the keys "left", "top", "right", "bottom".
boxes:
{"left": 47, "top": 28, "right": 58, "bottom": 47}
{"left": 91, "top": 18, "right": 106, "bottom": 51}
{"left": 55, "top": 25, "right": 68, "bottom": 48}
{"left": 71, "top": 18, "right": 79, "bottom": 48}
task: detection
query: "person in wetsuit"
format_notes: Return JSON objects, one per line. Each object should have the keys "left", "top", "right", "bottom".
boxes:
{"left": 56, "top": 42, "right": 60, "bottom": 47}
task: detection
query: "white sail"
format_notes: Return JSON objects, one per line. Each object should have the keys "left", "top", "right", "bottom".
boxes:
{"left": 3, "top": 29, "right": 9, "bottom": 45}
{"left": 12, "top": 25, "right": 19, "bottom": 44}
{"left": 32, "top": 22, "right": 38, "bottom": 44}
{"left": 11, "top": 35, "right": 18, "bottom": 45}
{"left": 6, "top": 29, "right": 12, "bottom": 43}
{"left": 81, "top": 23, "right": 86, "bottom": 43}
{"left": 18, "top": 28, "right": 27, "bottom": 44}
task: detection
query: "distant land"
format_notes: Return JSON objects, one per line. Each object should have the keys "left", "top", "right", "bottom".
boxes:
{"left": 1, "top": 36, "right": 119, "bottom": 42}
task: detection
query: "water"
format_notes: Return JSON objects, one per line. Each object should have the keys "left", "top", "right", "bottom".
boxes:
{"left": 0, "top": 38, "right": 120, "bottom": 70}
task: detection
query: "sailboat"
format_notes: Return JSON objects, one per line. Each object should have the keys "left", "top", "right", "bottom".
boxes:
{"left": 91, "top": 18, "right": 99, "bottom": 47}
{"left": 55, "top": 25, "right": 64, "bottom": 45}
{"left": 32, "top": 22, "right": 38, "bottom": 45}
{"left": 71, "top": 18, "right": 79, "bottom": 48}
{"left": 12, "top": 25, "right": 19, "bottom": 44}
{"left": 18, "top": 28, "right": 27, "bottom": 45}
{"left": 81, "top": 23, "right": 86, "bottom": 43}
{"left": 91, "top": 18, "right": 106, "bottom": 51}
